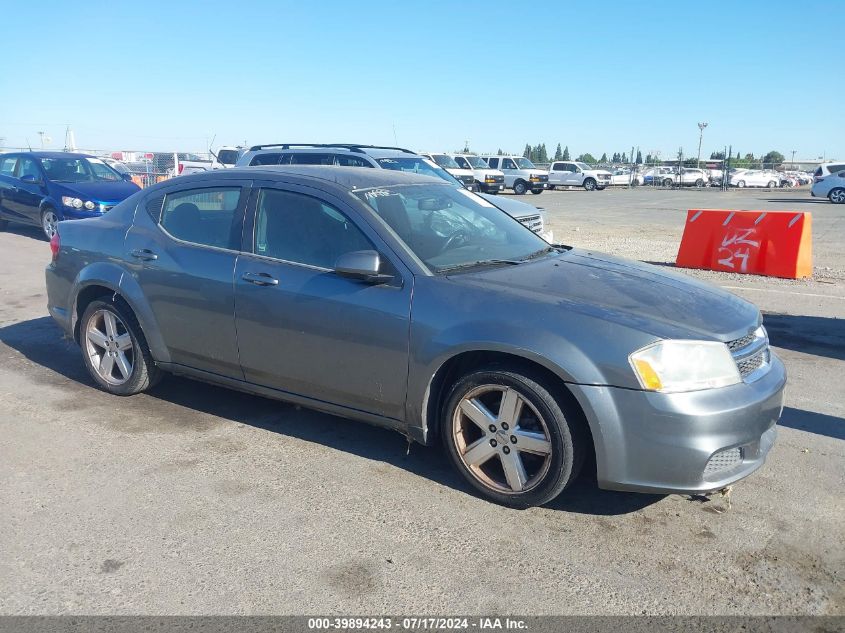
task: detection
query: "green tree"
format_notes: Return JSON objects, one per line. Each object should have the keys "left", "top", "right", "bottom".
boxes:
{"left": 576, "top": 153, "right": 596, "bottom": 164}
{"left": 710, "top": 151, "right": 725, "bottom": 160}
{"left": 600, "top": 152, "right": 608, "bottom": 163}
{"left": 762, "top": 151, "right": 785, "bottom": 166}
{"left": 554, "top": 143, "right": 563, "bottom": 161}
{"left": 523, "top": 144, "right": 531, "bottom": 159}
{"left": 621, "top": 152, "right": 628, "bottom": 163}
{"left": 562, "top": 145, "right": 570, "bottom": 161}
{"left": 539, "top": 143, "right": 548, "bottom": 163}
{"left": 497, "top": 148, "right": 504, "bottom": 155}
{"left": 683, "top": 158, "right": 699, "bottom": 167}
{"left": 612, "top": 152, "right": 619, "bottom": 163}
{"left": 635, "top": 150, "right": 643, "bottom": 164}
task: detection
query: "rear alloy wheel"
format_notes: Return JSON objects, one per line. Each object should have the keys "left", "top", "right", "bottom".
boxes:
{"left": 695, "top": 178, "right": 704, "bottom": 187}
{"left": 512, "top": 180, "right": 528, "bottom": 195}
{"left": 583, "top": 178, "right": 596, "bottom": 191}
{"left": 41, "top": 208, "right": 59, "bottom": 240}
{"left": 829, "top": 188, "right": 845, "bottom": 204}
{"left": 80, "top": 299, "right": 161, "bottom": 395}
{"left": 442, "top": 366, "right": 584, "bottom": 508}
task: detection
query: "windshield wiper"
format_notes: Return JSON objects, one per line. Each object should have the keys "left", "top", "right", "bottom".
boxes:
{"left": 519, "top": 246, "right": 558, "bottom": 262}
{"left": 437, "top": 259, "right": 524, "bottom": 273}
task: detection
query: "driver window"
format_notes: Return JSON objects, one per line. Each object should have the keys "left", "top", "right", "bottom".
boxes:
{"left": 502, "top": 159, "right": 516, "bottom": 169}
{"left": 19, "top": 158, "right": 41, "bottom": 180}
{"left": 455, "top": 157, "right": 470, "bottom": 169}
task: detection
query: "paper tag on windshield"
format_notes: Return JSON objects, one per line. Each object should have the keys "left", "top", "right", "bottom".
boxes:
{"left": 455, "top": 188, "right": 495, "bottom": 207}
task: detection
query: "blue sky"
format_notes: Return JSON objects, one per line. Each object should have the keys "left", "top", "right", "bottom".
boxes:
{"left": 1, "top": 1, "right": 841, "bottom": 160}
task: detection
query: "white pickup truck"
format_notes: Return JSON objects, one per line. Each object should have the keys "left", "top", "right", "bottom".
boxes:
{"left": 547, "top": 161, "right": 612, "bottom": 191}
{"left": 481, "top": 155, "right": 549, "bottom": 195}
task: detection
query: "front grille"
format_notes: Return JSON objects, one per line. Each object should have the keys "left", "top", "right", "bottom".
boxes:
{"left": 487, "top": 175, "right": 504, "bottom": 183}
{"left": 727, "top": 326, "right": 770, "bottom": 381}
{"left": 703, "top": 447, "right": 743, "bottom": 477}
{"left": 519, "top": 214, "right": 544, "bottom": 234}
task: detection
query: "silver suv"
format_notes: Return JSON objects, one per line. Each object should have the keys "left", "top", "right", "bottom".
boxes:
{"left": 238, "top": 144, "right": 552, "bottom": 242}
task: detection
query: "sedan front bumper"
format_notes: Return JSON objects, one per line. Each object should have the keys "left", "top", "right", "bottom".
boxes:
{"left": 571, "top": 352, "right": 786, "bottom": 494}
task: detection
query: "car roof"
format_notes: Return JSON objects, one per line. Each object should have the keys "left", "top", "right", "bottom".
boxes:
{"left": 5, "top": 151, "right": 95, "bottom": 159}
{"left": 148, "top": 165, "right": 449, "bottom": 192}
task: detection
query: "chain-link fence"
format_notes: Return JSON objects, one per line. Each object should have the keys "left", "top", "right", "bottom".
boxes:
{"left": 0, "top": 147, "right": 216, "bottom": 188}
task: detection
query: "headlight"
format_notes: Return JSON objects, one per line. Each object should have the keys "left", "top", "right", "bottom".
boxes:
{"left": 61, "top": 196, "right": 84, "bottom": 209}
{"left": 84, "top": 200, "right": 95, "bottom": 210}
{"left": 629, "top": 340, "right": 740, "bottom": 393}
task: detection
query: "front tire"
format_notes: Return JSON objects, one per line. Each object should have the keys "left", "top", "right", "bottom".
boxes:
{"left": 583, "top": 178, "right": 596, "bottom": 191}
{"left": 695, "top": 179, "right": 704, "bottom": 187}
{"left": 530, "top": 188, "right": 543, "bottom": 195}
{"left": 829, "top": 188, "right": 845, "bottom": 204}
{"left": 662, "top": 178, "right": 674, "bottom": 187}
{"left": 768, "top": 180, "right": 777, "bottom": 188}
{"left": 41, "top": 207, "right": 59, "bottom": 240}
{"left": 80, "top": 298, "right": 161, "bottom": 396}
{"left": 736, "top": 180, "right": 746, "bottom": 188}
{"left": 441, "top": 365, "right": 584, "bottom": 508}
{"left": 512, "top": 180, "right": 527, "bottom": 195}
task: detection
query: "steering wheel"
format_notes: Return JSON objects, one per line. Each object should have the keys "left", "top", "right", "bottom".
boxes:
{"left": 439, "top": 230, "right": 470, "bottom": 254}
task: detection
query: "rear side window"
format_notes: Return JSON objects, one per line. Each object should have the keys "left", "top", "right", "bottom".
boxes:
{"left": 287, "top": 153, "right": 335, "bottom": 165}
{"left": 0, "top": 156, "right": 18, "bottom": 176}
{"left": 160, "top": 187, "right": 243, "bottom": 250}
{"left": 250, "top": 153, "right": 283, "bottom": 166}
{"left": 253, "top": 189, "right": 372, "bottom": 269}
{"left": 827, "top": 164, "right": 845, "bottom": 173}
{"left": 334, "top": 154, "right": 373, "bottom": 167}
{"left": 552, "top": 163, "right": 565, "bottom": 171}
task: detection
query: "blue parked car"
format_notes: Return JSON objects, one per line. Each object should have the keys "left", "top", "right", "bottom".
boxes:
{"left": 0, "top": 151, "right": 141, "bottom": 239}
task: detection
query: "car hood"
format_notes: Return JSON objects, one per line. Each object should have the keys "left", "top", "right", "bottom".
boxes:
{"left": 478, "top": 193, "right": 540, "bottom": 219}
{"left": 448, "top": 248, "right": 759, "bottom": 342}
{"left": 587, "top": 170, "right": 612, "bottom": 176}
{"left": 53, "top": 180, "right": 140, "bottom": 203}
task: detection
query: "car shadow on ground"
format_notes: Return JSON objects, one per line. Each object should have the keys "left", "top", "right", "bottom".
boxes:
{"left": 779, "top": 407, "right": 844, "bottom": 441}
{"left": 763, "top": 312, "right": 845, "bottom": 362}
{"left": 0, "top": 316, "right": 662, "bottom": 516}
{"left": 1, "top": 223, "right": 48, "bottom": 241}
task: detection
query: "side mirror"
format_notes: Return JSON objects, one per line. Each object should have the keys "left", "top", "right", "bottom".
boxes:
{"left": 20, "top": 174, "right": 42, "bottom": 185}
{"left": 121, "top": 172, "right": 133, "bottom": 181}
{"left": 334, "top": 250, "right": 393, "bottom": 284}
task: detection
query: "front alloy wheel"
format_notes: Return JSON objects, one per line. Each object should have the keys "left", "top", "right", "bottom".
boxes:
{"left": 41, "top": 208, "right": 59, "bottom": 240}
{"left": 829, "top": 188, "right": 845, "bottom": 204}
{"left": 583, "top": 178, "right": 596, "bottom": 191}
{"left": 443, "top": 367, "right": 583, "bottom": 508}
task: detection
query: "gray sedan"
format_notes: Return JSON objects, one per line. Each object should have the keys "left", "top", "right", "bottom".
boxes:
{"left": 45, "top": 166, "right": 785, "bottom": 508}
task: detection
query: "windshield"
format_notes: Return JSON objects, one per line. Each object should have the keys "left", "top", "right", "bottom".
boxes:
{"left": 515, "top": 157, "right": 536, "bottom": 169}
{"left": 376, "top": 157, "right": 461, "bottom": 186}
{"left": 354, "top": 184, "right": 552, "bottom": 273}
{"left": 40, "top": 157, "right": 122, "bottom": 183}
{"left": 465, "top": 156, "right": 491, "bottom": 169}
{"left": 575, "top": 162, "right": 591, "bottom": 170}
{"left": 431, "top": 154, "right": 461, "bottom": 169}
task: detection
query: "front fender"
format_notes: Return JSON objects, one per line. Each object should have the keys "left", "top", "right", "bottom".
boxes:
{"left": 70, "top": 262, "right": 170, "bottom": 363}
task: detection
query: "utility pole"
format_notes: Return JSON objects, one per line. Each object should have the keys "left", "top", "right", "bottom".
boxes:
{"left": 697, "top": 122, "right": 708, "bottom": 169}
{"left": 791, "top": 150, "right": 796, "bottom": 169}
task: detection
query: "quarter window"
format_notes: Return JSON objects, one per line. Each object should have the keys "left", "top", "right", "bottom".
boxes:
{"left": 253, "top": 189, "right": 372, "bottom": 269}
{"left": 160, "top": 187, "right": 243, "bottom": 250}
{"left": 334, "top": 154, "right": 373, "bottom": 167}
{"left": 288, "top": 153, "right": 335, "bottom": 165}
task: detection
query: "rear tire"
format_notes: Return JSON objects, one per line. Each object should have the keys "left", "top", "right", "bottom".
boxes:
{"left": 736, "top": 180, "right": 746, "bottom": 188}
{"left": 512, "top": 180, "right": 527, "bottom": 195}
{"left": 530, "top": 189, "right": 543, "bottom": 195}
{"left": 829, "top": 188, "right": 845, "bottom": 204}
{"left": 79, "top": 298, "right": 162, "bottom": 396}
{"left": 695, "top": 179, "right": 704, "bottom": 187}
{"left": 768, "top": 181, "right": 777, "bottom": 188}
{"left": 441, "top": 365, "right": 585, "bottom": 509}
{"left": 548, "top": 185, "right": 556, "bottom": 191}
{"left": 662, "top": 178, "right": 674, "bottom": 187}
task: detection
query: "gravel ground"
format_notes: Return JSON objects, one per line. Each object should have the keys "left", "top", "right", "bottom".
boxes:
{"left": 0, "top": 187, "right": 843, "bottom": 616}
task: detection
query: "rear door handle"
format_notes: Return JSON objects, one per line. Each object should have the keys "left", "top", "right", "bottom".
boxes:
{"left": 242, "top": 271, "right": 279, "bottom": 286}
{"left": 130, "top": 248, "right": 158, "bottom": 261}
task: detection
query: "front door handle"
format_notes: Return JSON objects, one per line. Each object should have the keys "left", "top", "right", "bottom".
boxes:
{"left": 130, "top": 248, "right": 158, "bottom": 261}
{"left": 242, "top": 271, "right": 279, "bottom": 286}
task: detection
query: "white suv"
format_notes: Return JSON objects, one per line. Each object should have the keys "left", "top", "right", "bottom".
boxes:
{"left": 547, "top": 161, "right": 612, "bottom": 191}
{"left": 482, "top": 156, "right": 549, "bottom": 195}
{"left": 420, "top": 153, "right": 477, "bottom": 190}
{"left": 447, "top": 154, "right": 506, "bottom": 194}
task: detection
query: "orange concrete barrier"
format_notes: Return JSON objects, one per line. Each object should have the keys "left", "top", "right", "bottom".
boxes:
{"left": 676, "top": 209, "right": 812, "bottom": 279}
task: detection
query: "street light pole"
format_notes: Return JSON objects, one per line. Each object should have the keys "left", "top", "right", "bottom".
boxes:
{"left": 791, "top": 150, "right": 796, "bottom": 170}
{"left": 697, "top": 122, "right": 708, "bottom": 169}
